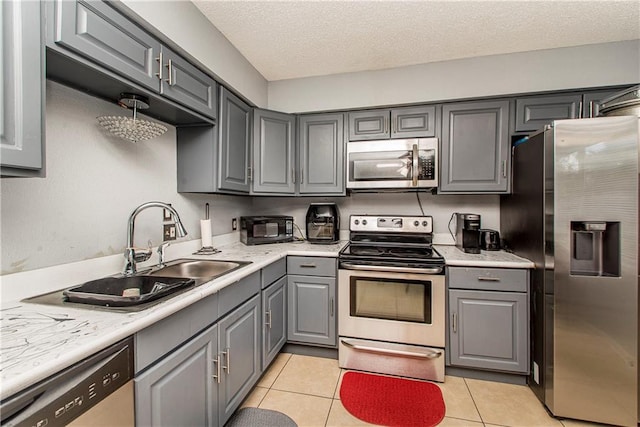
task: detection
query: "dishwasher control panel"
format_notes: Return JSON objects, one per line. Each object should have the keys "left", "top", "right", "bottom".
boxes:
{"left": 1, "top": 337, "right": 133, "bottom": 427}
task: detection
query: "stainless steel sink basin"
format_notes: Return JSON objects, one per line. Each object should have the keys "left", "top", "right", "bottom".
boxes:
{"left": 63, "top": 276, "right": 196, "bottom": 307}
{"left": 148, "top": 259, "right": 251, "bottom": 284}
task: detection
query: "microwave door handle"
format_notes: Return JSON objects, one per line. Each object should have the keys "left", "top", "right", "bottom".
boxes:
{"left": 412, "top": 144, "right": 418, "bottom": 186}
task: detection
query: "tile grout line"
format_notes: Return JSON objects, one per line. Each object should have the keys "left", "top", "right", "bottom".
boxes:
{"left": 462, "top": 377, "right": 486, "bottom": 425}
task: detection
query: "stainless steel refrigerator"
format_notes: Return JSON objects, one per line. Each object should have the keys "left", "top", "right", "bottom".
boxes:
{"left": 501, "top": 115, "right": 638, "bottom": 426}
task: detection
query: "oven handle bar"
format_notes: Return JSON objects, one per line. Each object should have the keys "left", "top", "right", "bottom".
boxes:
{"left": 339, "top": 262, "right": 442, "bottom": 275}
{"left": 341, "top": 339, "right": 443, "bottom": 359}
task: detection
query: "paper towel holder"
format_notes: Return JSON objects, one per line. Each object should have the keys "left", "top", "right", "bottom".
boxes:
{"left": 193, "top": 203, "right": 220, "bottom": 255}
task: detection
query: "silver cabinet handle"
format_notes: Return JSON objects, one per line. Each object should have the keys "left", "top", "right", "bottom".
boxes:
{"left": 589, "top": 101, "right": 594, "bottom": 118}
{"left": 291, "top": 168, "right": 295, "bottom": 184}
{"left": 578, "top": 100, "right": 583, "bottom": 118}
{"left": 330, "top": 298, "right": 334, "bottom": 317}
{"left": 300, "top": 263, "right": 317, "bottom": 268}
{"left": 452, "top": 313, "right": 457, "bottom": 333}
{"left": 265, "top": 310, "right": 272, "bottom": 328}
{"left": 222, "top": 348, "right": 230, "bottom": 374}
{"left": 340, "top": 262, "right": 442, "bottom": 275}
{"left": 502, "top": 159, "right": 507, "bottom": 178}
{"left": 301, "top": 167, "right": 304, "bottom": 184}
{"left": 478, "top": 276, "right": 501, "bottom": 281}
{"left": 341, "top": 339, "right": 442, "bottom": 359}
{"left": 155, "top": 51, "right": 163, "bottom": 80}
{"left": 212, "top": 355, "right": 221, "bottom": 384}
{"left": 384, "top": 117, "right": 388, "bottom": 134}
{"left": 165, "top": 59, "right": 174, "bottom": 86}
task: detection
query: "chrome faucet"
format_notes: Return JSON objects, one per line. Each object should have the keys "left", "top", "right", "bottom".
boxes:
{"left": 123, "top": 201, "right": 188, "bottom": 275}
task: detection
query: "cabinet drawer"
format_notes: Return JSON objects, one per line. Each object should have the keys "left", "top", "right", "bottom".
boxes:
{"left": 135, "top": 292, "right": 218, "bottom": 373}
{"left": 287, "top": 256, "right": 336, "bottom": 277}
{"left": 261, "top": 258, "right": 287, "bottom": 289}
{"left": 218, "top": 270, "right": 261, "bottom": 316}
{"left": 448, "top": 267, "right": 528, "bottom": 292}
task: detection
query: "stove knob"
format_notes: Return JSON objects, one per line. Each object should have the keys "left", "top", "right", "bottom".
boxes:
{"left": 362, "top": 220, "right": 368, "bottom": 225}
{"left": 422, "top": 221, "right": 428, "bottom": 227}
{"left": 354, "top": 219, "right": 360, "bottom": 225}
{"left": 414, "top": 220, "right": 419, "bottom": 227}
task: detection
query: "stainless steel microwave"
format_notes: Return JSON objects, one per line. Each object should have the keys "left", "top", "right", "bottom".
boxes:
{"left": 240, "top": 216, "right": 294, "bottom": 245}
{"left": 346, "top": 138, "right": 438, "bottom": 190}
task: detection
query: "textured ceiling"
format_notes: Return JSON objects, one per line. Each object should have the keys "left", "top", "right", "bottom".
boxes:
{"left": 193, "top": 1, "right": 640, "bottom": 82}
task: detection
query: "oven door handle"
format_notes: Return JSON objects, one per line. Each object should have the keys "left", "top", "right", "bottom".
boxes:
{"left": 341, "top": 339, "right": 443, "bottom": 360}
{"left": 340, "top": 262, "right": 442, "bottom": 275}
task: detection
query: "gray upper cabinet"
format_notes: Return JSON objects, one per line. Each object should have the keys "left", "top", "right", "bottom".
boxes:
{"left": 1, "top": 0, "right": 45, "bottom": 177}
{"left": 48, "top": 0, "right": 217, "bottom": 120}
{"left": 348, "top": 105, "right": 436, "bottom": 141}
{"left": 440, "top": 100, "right": 510, "bottom": 193}
{"left": 219, "top": 87, "right": 251, "bottom": 193}
{"left": 135, "top": 323, "right": 218, "bottom": 427}
{"left": 252, "top": 109, "right": 296, "bottom": 194}
{"left": 298, "top": 113, "right": 345, "bottom": 195}
{"left": 583, "top": 89, "right": 620, "bottom": 118}
{"left": 515, "top": 93, "right": 582, "bottom": 132}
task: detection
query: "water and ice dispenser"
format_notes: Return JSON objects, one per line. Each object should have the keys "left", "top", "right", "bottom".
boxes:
{"left": 570, "top": 221, "right": 621, "bottom": 277}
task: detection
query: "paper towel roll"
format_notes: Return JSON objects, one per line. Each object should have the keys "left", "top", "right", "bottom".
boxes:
{"left": 200, "top": 219, "right": 212, "bottom": 247}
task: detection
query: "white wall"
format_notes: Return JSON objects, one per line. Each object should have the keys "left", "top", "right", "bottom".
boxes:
{"left": 118, "top": 0, "right": 268, "bottom": 108}
{"left": 251, "top": 193, "right": 500, "bottom": 242}
{"left": 0, "top": 82, "right": 253, "bottom": 275}
{"left": 268, "top": 41, "right": 640, "bottom": 113}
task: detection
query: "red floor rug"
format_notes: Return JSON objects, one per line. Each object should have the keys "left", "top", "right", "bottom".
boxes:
{"left": 339, "top": 371, "right": 446, "bottom": 427}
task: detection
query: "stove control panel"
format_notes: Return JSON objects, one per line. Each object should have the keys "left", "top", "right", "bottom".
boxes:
{"left": 350, "top": 215, "right": 433, "bottom": 233}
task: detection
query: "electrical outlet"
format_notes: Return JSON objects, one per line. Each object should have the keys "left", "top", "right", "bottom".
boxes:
{"left": 232, "top": 218, "right": 237, "bottom": 231}
{"left": 163, "top": 224, "right": 176, "bottom": 240}
{"left": 163, "top": 204, "right": 172, "bottom": 221}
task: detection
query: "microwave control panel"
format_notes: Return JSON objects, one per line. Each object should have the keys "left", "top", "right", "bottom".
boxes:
{"left": 418, "top": 150, "right": 436, "bottom": 180}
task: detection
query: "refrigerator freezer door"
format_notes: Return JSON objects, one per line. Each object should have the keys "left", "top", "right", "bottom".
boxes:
{"left": 553, "top": 116, "right": 638, "bottom": 426}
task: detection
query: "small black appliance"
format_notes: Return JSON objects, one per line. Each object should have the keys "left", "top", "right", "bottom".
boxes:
{"left": 240, "top": 216, "right": 293, "bottom": 245}
{"left": 306, "top": 203, "right": 340, "bottom": 244}
{"left": 454, "top": 213, "right": 481, "bottom": 254}
{"left": 480, "top": 229, "right": 501, "bottom": 251}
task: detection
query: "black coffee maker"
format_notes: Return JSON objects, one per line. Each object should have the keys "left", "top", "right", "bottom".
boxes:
{"left": 454, "top": 213, "right": 481, "bottom": 254}
{"left": 306, "top": 203, "right": 340, "bottom": 244}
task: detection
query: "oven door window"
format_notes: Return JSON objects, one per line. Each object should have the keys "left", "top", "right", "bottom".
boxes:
{"left": 349, "top": 276, "right": 431, "bottom": 323}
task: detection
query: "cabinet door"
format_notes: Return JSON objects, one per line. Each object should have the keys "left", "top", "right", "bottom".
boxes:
{"left": 252, "top": 109, "right": 296, "bottom": 194}
{"left": 449, "top": 289, "right": 528, "bottom": 373}
{"left": 218, "top": 87, "right": 251, "bottom": 193}
{"left": 52, "top": 0, "right": 161, "bottom": 92}
{"left": 515, "top": 93, "right": 582, "bottom": 132}
{"left": 583, "top": 89, "right": 619, "bottom": 118}
{"left": 262, "top": 277, "right": 287, "bottom": 369}
{"left": 298, "top": 113, "right": 345, "bottom": 195}
{"left": 218, "top": 295, "right": 261, "bottom": 426}
{"left": 135, "top": 324, "right": 218, "bottom": 427}
{"left": 1, "top": 0, "right": 44, "bottom": 177}
{"left": 161, "top": 47, "right": 217, "bottom": 120}
{"left": 391, "top": 105, "right": 437, "bottom": 138}
{"left": 287, "top": 275, "right": 336, "bottom": 346}
{"left": 440, "top": 100, "right": 510, "bottom": 193}
{"left": 348, "top": 109, "right": 390, "bottom": 141}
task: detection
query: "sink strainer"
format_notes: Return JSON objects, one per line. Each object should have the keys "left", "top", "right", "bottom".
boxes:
{"left": 97, "top": 93, "right": 168, "bottom": 143}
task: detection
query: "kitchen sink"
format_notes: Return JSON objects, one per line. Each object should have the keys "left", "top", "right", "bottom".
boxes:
{"left": 147, "top": 259, "right": 251, "bottom": 285}
{"left": 63, "top": 276, "right": 196, "bottom": 307}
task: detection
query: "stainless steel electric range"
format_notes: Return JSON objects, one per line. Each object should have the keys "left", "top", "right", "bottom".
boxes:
{"left": 338, "top": 215, "right": 446, "bottom": 382}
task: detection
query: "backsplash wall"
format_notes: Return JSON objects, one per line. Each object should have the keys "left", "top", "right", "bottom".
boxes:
{"left": 251, "top": 192, "right": 500, "bottom": 242}
{"left": 0, "top": 81, "right": 253, "bottom": 275}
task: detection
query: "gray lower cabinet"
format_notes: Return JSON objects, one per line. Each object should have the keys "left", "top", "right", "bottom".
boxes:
{"left": 48, "top": 0, "right": 217, "bottom": 120}
{"left": 348, "top": 105, "right": 437, "bottom": 141}
{"left": 218, "top": 294, "right": 261, "bottom": 426}
{"left": 252, "top": 109, "right": 296, "bottom": 194}
{"left": 287, "top": 256, "right": 337, "bottom": 347}
{"left": 135, "top": 324, "right": 218, "bottom": 427}
{"left": 1, "top": 0, "right": 45, "bottom": 177}
{"left": 298, "top": 113, "right": 345, "bottom": 195}
{"left": 448, "top": 267, "right": 529, "bottom": 374}
{"left": 262, "top": 276, "right": 287, "bottom": 369}
{"left": 440, "top": 100, "right": 510, "bottom": 193}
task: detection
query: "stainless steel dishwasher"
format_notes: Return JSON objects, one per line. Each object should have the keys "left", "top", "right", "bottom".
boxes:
{"left": 1, "top": 337, "right": 134, "bottom": 427}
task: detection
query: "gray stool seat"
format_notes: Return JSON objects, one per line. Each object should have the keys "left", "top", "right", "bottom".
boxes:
{"left": 226, "top": 407, "right": 298, "bottom": 427}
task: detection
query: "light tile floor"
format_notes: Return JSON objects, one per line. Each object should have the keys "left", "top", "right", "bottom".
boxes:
{"left": 238, "top": 353, "right": 609, "bottom": 427}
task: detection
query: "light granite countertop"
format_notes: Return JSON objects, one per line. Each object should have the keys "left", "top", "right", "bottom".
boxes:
{"left": 1, "top": 240, "right": 531, "bottom": 400}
